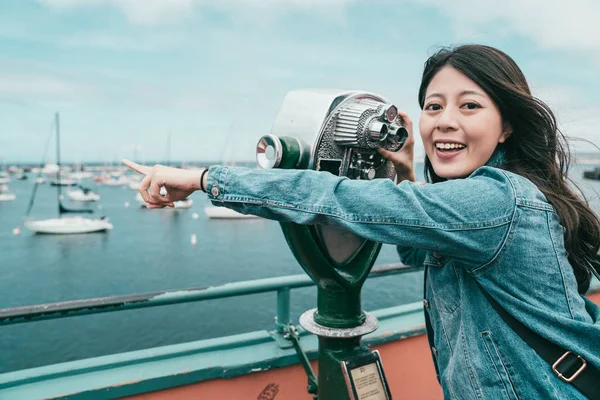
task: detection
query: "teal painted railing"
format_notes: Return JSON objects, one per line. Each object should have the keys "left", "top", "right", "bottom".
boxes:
{"left": 0, "top": 263, "right": 423, "bottom": 327}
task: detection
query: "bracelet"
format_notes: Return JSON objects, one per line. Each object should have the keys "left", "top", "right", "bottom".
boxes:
{"left": 200, "top": 168, "right": 209, "bottom": 193}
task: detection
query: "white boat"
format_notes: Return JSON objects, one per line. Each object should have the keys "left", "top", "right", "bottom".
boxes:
{"left": 103, "top": 176, "right": 129, "bottom": 186}
{"left": 24, "top": 216, "right": 112, "bottom": 234}
{"left": 204, "top": 206, "right": 259, "bottom": 219}
{"left": 0, "top": 172, "right": 10, "bottom": 185}
{"left": 174, "top": 199, "right": 193, "bottom": 209}
{"left": 0, "top": 187, "right": 16, "bottom": 201}
{"left": 50, "top": 177, "right": 77, "bottom": 186}
{"left": 24, "top": 113, "right": 112, "bottom": 235}
{"left": 70, "top": 171, "right": 93, "bottom": 180}
{"left": 0, "top": 184, "right": 15, "bottom": 202}
{"left": 68, "top": 188, "right": 100, "bottom": 202}
{"left": 34, "top": 177, "right": 46, "bottom": 184}
{"left": 41, "top": 163, "right": 60, "bottom": 176}
{"left": 127, "top": 175, "right": 142, "bottom": 190}
{"left": 0, "top": 193, "right": 16, "bottom": 202}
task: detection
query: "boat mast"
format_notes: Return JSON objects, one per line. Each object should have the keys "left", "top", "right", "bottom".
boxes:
{"left": 166, "top": 131, "right": 171, "bottom": 167}
{"left": 56, "top": 112, "right": 62, "bottom": 217}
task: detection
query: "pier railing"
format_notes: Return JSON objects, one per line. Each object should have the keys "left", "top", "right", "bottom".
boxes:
{"left": 0, "top": 263, "right": 423, "bottom": 329}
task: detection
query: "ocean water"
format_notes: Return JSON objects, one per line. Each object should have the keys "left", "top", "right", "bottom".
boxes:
{"left": 1, "top": 163, "right": 600, "bottom": 373}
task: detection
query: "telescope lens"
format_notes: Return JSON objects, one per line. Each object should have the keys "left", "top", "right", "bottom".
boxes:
{"left": 385, "top": 105, "right": 398, "bottom": 122}
{"left": 256, "top": 134, "right": 283, "bottom": 169}
{"left": 368, "top": 120, "right": 388, "bottom": 141}
{"left": 265, "top": 146, "right": 275, "bottom": 159}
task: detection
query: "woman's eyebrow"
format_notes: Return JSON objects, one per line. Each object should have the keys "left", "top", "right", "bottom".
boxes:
{"left": 425, "top": 92, "right": 444, "bottom": 100}
{"left": 460, "top": 89, "right": 486, "bottom": 98}
{"left": 425, "top": 90, "right": 486, "bottom": 101}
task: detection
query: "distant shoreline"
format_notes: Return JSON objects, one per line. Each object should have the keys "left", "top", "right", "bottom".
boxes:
{"left": 5, "top": 154, "right": 600, "bottom": 169}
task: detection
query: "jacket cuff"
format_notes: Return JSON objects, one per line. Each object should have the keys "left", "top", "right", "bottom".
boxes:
{"left": 205, "top": 166, "right": 228, "bottom": 201}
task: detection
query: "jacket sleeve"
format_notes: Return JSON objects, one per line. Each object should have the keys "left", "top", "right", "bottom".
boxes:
{"left": 205, "top": 165, "right": 516, "bottom": 268}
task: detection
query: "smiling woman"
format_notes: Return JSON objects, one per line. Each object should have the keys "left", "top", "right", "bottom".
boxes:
{"left": 122, "top": 44, "right": 600, "bottom": 399}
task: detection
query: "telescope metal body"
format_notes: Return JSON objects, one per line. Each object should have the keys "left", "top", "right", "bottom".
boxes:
{"left": 256, "top": 90, "right": 402, "bottom": 399}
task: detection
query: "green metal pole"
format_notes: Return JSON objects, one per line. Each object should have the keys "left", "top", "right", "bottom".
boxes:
{"left": 313, "top": 286, "right": 379, "bottom": 400}
{"left": 276, "top": 288, "right": 291, "bottom": 332}
{"left": 315, "top": 285, "right": 364, "bottom": 328}
{"left": 318, "top": 335, "right": 368, "bottom": 400}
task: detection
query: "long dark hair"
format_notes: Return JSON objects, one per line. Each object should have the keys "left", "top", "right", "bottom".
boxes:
{"left": 418, "top": 44, "right": 600, "bottom": 294}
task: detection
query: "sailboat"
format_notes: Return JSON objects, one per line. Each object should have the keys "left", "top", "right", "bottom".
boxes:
{"left": 0, "top": 184, "right": 16, "bottom": 202}
{"left": 67, "top": 185, "right": 101, "bottom": 202}
{"left": 203, "top": 206, "right": 258, "bottom": 219}
{"left": 24, "top": 113, "right": 113, "bottom": 234}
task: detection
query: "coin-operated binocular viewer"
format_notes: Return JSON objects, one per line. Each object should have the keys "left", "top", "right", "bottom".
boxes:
{"left": 255, "top": 90, "right": 408, "bottom": 399}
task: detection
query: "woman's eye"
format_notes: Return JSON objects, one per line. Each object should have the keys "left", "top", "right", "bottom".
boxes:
{"left": 425, "top": 103, "right": 442, "bottom": 111}
{"left": 462, "top": 102, "right": 480, "bottom": 110}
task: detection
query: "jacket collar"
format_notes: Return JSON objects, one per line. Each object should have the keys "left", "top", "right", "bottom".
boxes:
{"left": 485, "top": 145, "right": 507, "bottom": 168}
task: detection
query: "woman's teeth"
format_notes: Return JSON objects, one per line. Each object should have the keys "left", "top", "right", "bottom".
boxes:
{"left": 435, "top": 143, "right": 466, "bottom": 150}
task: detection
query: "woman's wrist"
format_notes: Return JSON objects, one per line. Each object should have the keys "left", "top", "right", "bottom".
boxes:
{"left": 199, "top": 168, "right": 209, "bottom": 192}
{"left": 395, "top": 165, "right": 416, "bottom": 182}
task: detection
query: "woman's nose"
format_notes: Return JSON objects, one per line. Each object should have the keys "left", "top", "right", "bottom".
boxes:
{"left": 436, "top": 107, "right": 459, "bottom": 132}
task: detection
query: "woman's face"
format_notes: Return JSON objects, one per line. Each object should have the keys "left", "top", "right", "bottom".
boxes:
{"left": 419, "top": 65, "right": 511, "bottom": 179}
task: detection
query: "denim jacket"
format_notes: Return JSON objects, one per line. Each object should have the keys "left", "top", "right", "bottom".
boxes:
{"left": 205, "top": 148, "right": 600, "bottom": 399}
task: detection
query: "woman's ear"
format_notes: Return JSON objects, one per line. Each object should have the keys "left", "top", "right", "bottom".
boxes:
{"left": 498, "top": 121, "right": 513, "bottom": 143}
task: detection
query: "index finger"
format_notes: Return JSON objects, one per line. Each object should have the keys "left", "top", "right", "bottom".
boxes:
{"left": 123, "top": 159, "right": 151, "bottom": 175}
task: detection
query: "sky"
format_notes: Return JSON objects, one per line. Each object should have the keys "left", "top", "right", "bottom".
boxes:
{"left": 1, "top": 0, "right": 600, "bottom": 164}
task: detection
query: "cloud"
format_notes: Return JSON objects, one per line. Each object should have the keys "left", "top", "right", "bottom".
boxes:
{"left": 0, "top": 73, "right": 95, "bottom": 105}
{"left": 59, "top": 32, "right": 184, "bottom": 52}
{"left": 38, "top": 0, "right": 355, "bottom": 25}
{"left": 527, "top": 84, "right": 600, "bottom": 151}
{"left": 411, "top": 0, "right": 600, "bottom": 53}
{"left": 39, "top": 0, "right": 195, "bottom": 25}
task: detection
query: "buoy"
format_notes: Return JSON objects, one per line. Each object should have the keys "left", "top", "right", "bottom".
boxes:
{"left": 124, "top": 202, "right": 130, "bottom": 208}
{"left": 12, "top": 226, "right": 20, "bottom": 236}
{"left": 190, "top": 234, "right": 197, "bottom": 245}
{"left": 192, "top": 212, "right": 199, "bottom": 219}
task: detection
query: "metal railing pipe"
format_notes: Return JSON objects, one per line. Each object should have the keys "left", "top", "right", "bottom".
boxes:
{"left": 0, "top": 263, "right": 421, "bottom": 326}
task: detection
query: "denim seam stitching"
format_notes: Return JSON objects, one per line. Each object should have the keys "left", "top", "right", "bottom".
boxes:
{"left": 428, "top": 279, "right": 455, "bottom": 349}
{"left": 217, "top": 196, "right": 513, "bottom": 230}
{"left": 480, "top": 330, "right": 512, "bottom": 400}
{"left": 491, "top": 337, "right": 520, "bottom": 400}
{"left": 220, "top": 167, "right": 229, "bottom": 198}
{"left": 517, "top": 202, "right": 554, "bottom": 212}
{"left": 461, "top": 329, "right": 484, "bottom": 399}
{"left": 428, "top": 260, "right": 461, "bottom": 314}
{"left": 482, "top": 331, "right": 521, "bottom": 400}
{"left": 436, "top": 311, "right": 455, "bottom": 353}
{"left": 471, "top": 170, "right": 518, "bottom": 275}
{"left": 546, "top": 211, "right": 575, "bottom": 319}
{"left": 451, "top": 259, "right": 460, "bottom": 281}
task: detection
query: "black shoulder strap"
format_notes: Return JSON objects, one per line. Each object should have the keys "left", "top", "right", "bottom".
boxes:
{"left": 476, "top": 280, "right": 600, "bottom": 400}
